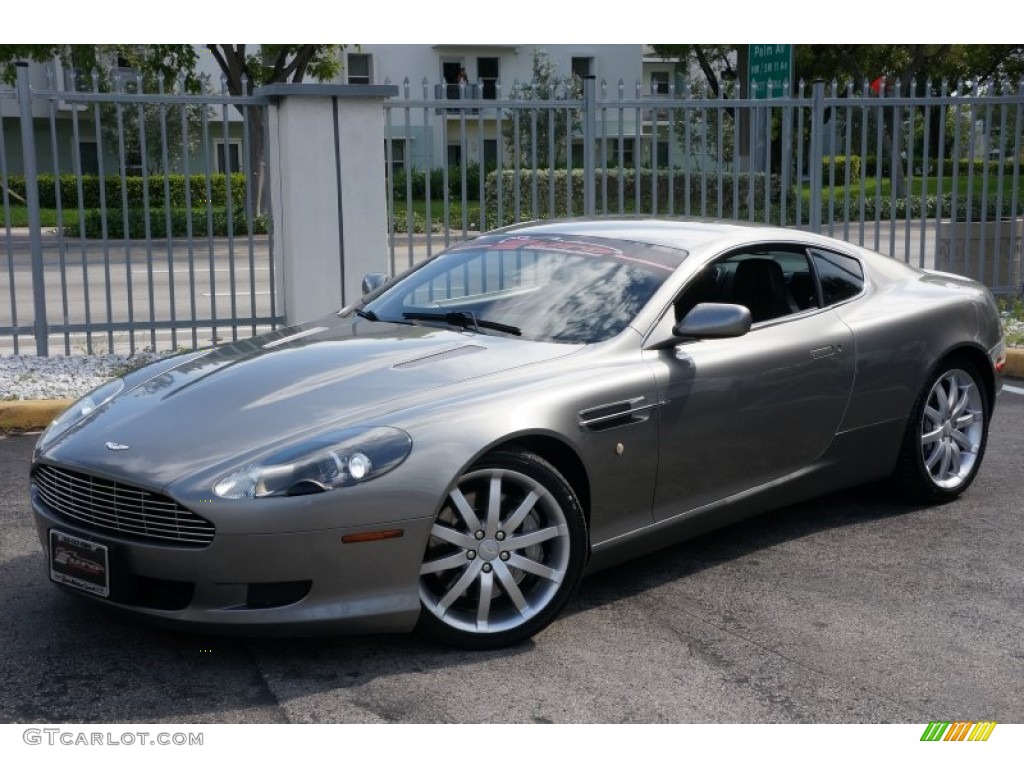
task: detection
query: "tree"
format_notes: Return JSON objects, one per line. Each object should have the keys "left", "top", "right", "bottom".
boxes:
{"left": 795, "top": 45, "right": 1024, "bottom": 191}
{"left": 503, "top": 49, "right": 582, "bottom": 169}
{"left": 648, "top": 45, "right": 740, "bottom": 170}
{"left": 0, "top": 45, "right": 345, "bottom": 212}
{"left": 0, "top": 44, "right": 201, "bottom": 89}
{"left": 0, "top": 45, "right": 207, "bottom": 174}
{"left": 651, "top": 44, "right": 1024, "bottom": 189}
{"left": 794, "top": 44, "right": 1024, "bottom": 93}
{"left": 98, "top": 48, "right": 208, "bottom": 176}
{"left": 206, "top": 45, "right": 343, "bottom": 95}
{"left": 0, "top": 47, "right": 207, "bottom": 180}
{"left": 648, "top": 44, "right": 738, "bottom": 96}
{"left": 205, "top": 46, "right": 344, "bottom": 214}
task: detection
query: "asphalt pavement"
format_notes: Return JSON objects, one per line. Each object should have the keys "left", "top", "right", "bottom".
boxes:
{"left": 1, "top": 390, "right": 1022, "bottom": 724}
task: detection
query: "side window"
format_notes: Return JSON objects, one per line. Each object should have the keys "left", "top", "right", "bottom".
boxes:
{"left": 811, "top": 249, "right": 864, "bottom": 306}
{"left": 675, "top": 247, "right": 814, "bottom": 324}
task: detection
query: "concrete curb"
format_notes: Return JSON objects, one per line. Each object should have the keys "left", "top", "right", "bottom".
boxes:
{"left": 0, "top": 399, "right": 72, "bottom": 431}
{"left": 2, "top": 349, "right": 1023, "bottom": 432}
{"left": 1006, "top": 346, "right": 1024, "bottom": 379}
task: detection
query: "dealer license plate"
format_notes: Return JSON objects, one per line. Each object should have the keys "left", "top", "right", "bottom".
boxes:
{"left": 49, "top": 529, "right": 110, "bottom": 598}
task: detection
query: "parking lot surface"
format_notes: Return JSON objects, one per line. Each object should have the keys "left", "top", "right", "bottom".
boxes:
{"left": 1, "top": 391, "right": 1022, "bottom": 724}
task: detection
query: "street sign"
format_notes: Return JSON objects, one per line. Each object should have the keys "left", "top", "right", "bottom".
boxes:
{"left": 748, "top": 44, "right": 792, "bottom": 98}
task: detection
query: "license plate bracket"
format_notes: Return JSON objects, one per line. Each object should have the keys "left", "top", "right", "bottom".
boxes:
{"left": 49, "top": 529, "right": 110, "bottom": 598}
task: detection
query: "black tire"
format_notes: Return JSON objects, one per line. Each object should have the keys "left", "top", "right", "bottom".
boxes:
{"left": 891, "top": 356, "right": 990, "bottom": 503}
{"left": 416, "top": 449, "right": 587, "bottom": 650}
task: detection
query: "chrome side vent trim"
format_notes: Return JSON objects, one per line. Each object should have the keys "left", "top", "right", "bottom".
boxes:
{"left": 578, "top": 397, "right": 660, "bottom": 431}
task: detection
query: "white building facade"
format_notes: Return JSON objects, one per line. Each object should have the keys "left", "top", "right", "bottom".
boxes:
{"left": 340, "top": 44, "right": 646, "bottom": 172}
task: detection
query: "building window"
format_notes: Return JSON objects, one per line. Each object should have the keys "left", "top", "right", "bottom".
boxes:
{"left": 571, "top": 57, "right": 594, "bottom": 80}
{"left": 347, "top": 53, "right": 372, "bottom": 85}
{"left": 216, "top": 141, "right": 242, "bottom": 173}
{"left": 603, "top": 138, "right": 635, "bottom": 167}
{"left": 447, "top": 144, "right": 462, "bottom": 167}
{"left": 77, "top": 141, "right": 99, "bottom": 175}
{"left": 61, "top": 66, "right": 93, "bottom": 93}
{"left": 651, "top": 71, "right": 670, "bottom": 96}
{"left": 442, "top": 59, "right": 465, "bottom": 99}
{"left": 483, "top": 139, "right": 498, "bottom": 168}
{"left": 385, "top": 139, "right": 406, "bottom": 175}
{"left": 478, "top": 57, "right": 499, "bottom": 100}
{"left": 654, "top": 141, "right": 671, "bottom": 168}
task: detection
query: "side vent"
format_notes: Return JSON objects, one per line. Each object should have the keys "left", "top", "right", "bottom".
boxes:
{"left": 578, "top": 397, "right": 659, "bottom": 432}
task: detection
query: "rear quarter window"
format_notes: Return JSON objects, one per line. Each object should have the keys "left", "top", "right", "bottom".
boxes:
{"left": 811, "top": 248, "right": 864, "bottom": 305}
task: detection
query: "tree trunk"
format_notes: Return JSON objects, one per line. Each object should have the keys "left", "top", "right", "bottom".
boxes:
{"left": 246, "top": 106, "right": 267, "bottom": 218}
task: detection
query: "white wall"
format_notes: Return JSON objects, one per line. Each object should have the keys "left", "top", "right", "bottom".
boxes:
{"left": 352, "top": 44, "right": 642, "bottom": 89}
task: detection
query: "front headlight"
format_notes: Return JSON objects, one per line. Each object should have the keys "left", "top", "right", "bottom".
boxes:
{"left": 213, "top": 426, "right": 413, "bottom": 499}
{"left": 36, "top": 378, "right": 125, "bottom": 452}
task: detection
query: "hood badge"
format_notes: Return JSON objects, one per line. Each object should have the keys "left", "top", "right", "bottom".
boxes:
{"left": 105, "top": 442, "right": 130, "bottom": 451}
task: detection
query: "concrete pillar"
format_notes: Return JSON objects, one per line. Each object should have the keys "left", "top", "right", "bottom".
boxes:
{"left": 257, "top": 84, "right": 398, "bottom": 324}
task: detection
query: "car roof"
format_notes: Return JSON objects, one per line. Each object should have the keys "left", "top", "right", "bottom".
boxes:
{"left": 495, "top": 217, "right": 785, "bottom": 251}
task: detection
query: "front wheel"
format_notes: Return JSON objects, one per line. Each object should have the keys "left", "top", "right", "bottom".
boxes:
{"left": 892, "top": 358, "right": 990, "bottom": 502}
{"left": 417, "top": 450, "right": 587, "bottom": 650}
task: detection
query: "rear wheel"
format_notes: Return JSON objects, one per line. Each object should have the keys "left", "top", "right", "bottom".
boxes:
{"left": 893, "top": 358, "right": 990, "bottom": 502}
{"left": 417, "top": 450, "right": 587, "bottom": 650}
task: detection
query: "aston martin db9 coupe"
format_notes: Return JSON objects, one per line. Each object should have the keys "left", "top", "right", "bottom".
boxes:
{"left": 31, "top": 218, "right": 1006, "bottom": 649}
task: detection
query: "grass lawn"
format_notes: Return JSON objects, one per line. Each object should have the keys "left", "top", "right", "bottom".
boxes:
{"left": 4, "top": 207, "right": 81, "bottom": 229}
{"left": 803, "top": 174, "right": 1024, "bottom": 205}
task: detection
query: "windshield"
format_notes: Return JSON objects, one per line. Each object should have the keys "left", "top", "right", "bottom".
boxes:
{"left": 359, "top": 233, "right": 686, "bottom": 344}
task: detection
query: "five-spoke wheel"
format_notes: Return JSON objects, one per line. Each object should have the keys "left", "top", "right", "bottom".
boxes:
{"left": 417, "top": 450, "right": 586, "bottom": 649}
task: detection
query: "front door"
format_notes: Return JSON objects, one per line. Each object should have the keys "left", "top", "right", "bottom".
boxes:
{"left": 648, "top": 245, "right": 857, "bottom": 520}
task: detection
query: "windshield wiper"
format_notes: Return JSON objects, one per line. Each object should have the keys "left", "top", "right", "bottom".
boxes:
{"left": 354, "top": 308, "right": 380, "bottom": 321}
{"left": 402, "top": 310, "right": 521, "bottom": 337}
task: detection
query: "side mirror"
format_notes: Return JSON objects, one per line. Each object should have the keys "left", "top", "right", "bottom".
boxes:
{"left": 676, "top": 302, "right": 752, "bottom": 338}
{"left": 361, "top": 272, "right": 390, "bottom": 297}
{"left": 646, "top": 303, "right": 752, "bottom": 350}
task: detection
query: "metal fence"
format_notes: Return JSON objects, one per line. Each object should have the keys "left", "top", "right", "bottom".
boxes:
{"left": 1, "top": 65, "right": 279, "bottom": 356}
{"left": 3, "top": 68, "right": 1024, "bottom": 357}
{"left": 384, "top": 77, "right": 1024, "bottom": 296}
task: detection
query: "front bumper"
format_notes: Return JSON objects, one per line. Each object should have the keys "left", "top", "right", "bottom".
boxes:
{"left": 31, "top": 485, "right": 434, "bottom": 637}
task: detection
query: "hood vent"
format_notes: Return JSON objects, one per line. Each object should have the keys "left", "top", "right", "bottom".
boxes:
{"left": 393, "top": 344, "right": 485, "bottom": 370}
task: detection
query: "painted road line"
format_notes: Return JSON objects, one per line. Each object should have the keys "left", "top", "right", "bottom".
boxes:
{"left": 203, "top": 291, "right": 272, "bottom": 297}
{"left": 1003, "top": 384, "right": 1024, "bottom": 396}
{"left": 133, "top": 267, "right": 271, "bottom": 274}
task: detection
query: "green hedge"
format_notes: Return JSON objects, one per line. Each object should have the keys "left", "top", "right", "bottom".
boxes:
{"left": 822, "top": 155, "right": 861, "bottom": 184}
{"left": 485, "top": 168, "right": 783, "bottom": 223}
{"left": 813, "top": 192, "right": 1023, "bottom": 223}
{"left": 81, "top": 207, "right": 268, "bottom": 239}
{"left": 391, "top": 163, "right": 492, "bottom": 200}
{"left": 860, "top": 156, "right": 1019, "bottom": 178}
{"left": 3, "top": 173, "right": 249, "bottom": 210}
{"left": 941, "top": 158, "right": 1021, "bottom": 177}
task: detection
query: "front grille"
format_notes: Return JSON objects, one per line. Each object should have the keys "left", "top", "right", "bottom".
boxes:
{"left": 33, "top": 464, "right": 215, "bottom": 547}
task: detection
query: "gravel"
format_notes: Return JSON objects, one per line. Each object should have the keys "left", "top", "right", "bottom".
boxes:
{"left": 0, "top": 351, "right": 169, "bottom": 401}
{"left": 2, "top": 317, "right": 1023, "bottom": 402}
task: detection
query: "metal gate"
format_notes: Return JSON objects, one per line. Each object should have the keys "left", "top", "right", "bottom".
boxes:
{"left": 4, "top": 66, "right": 1023, "bottom": 357}
{"left": 1, "top": 64, "right": 281, "bottom": 356}
{"left": 384, "top": 76, "right": 1024, "bottom": 294}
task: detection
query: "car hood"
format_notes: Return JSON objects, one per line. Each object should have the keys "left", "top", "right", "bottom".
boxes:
{"left": 38, "top": 315, "right": 582, "bottom": 488}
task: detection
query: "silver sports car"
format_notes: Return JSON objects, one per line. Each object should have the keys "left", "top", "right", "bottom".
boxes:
{"left": 30, "top": 218, "right": 1006, "bottom": 649}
